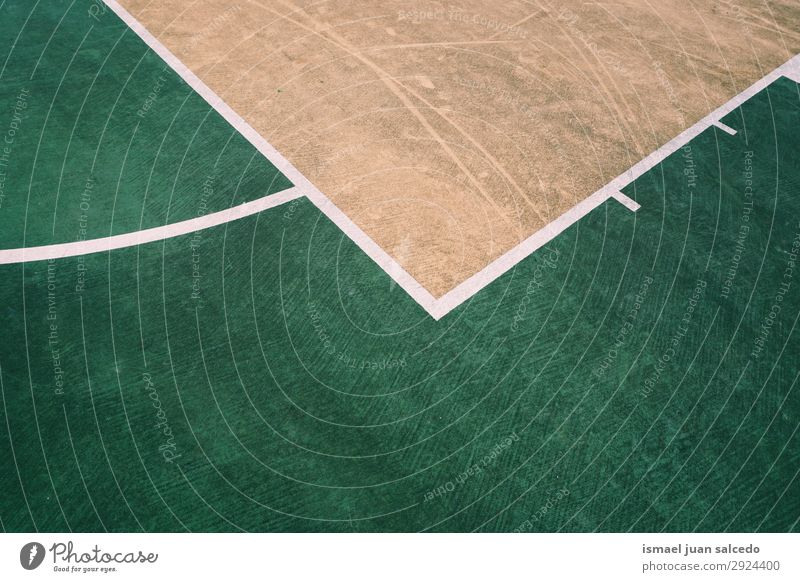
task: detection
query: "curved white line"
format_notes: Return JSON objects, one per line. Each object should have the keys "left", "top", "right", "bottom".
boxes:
{"left": 0, "top": 187, "right": 303, "bottom": 265}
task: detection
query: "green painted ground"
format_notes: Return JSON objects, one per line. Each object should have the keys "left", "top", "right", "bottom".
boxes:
{"left": 0, "top": 1, "right": 291, "bottom": 251}
{"left": 1, "top": 56, "right": 798, "bottom": 532}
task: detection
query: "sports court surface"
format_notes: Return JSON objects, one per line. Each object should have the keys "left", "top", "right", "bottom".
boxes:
{"left": 0, "top": 1, "right": 799, "bottom": 532}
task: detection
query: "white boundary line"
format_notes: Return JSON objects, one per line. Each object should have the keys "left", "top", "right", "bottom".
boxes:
{"left": 0, "top": 186, "right": 303, "bottom": 264}
{"left": 14, "top": 1, "right": 800, "bottom": 320}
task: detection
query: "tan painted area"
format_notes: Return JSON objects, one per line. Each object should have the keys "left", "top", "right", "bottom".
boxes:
{"left": 119, "top": 0, "right": 800, "bottom": 297}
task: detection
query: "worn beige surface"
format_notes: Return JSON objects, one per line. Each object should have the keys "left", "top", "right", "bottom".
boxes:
{"left": 119, "top": 0, "right": 800, "bottom": 297}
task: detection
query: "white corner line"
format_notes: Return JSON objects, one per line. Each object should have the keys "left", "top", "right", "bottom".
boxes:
{"left": 712, "top": 120, "right": 738, "bottom": 136}
{"left": 784, "top": 68, "right": 800, "bottom": 84}
{"left": 72, "top": 5, "right": 800, "bottom": 319}
{"left": 98, "top": 0, "right": 635, "bottom": 320}
{"left": 0, "top": 187, "right": 303, "bottom": 265}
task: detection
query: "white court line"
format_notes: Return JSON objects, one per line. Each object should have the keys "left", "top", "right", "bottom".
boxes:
{"left": 17, "top": 1, "right": 800, "bottom": 320}
{"left": 713, "top": 120, "right": 738, "bottom": 136}
{"left": 0, "top": 187, "right": 303, "bottom": 265}
{"left": 611, "top": 191, "right": 641, "bottom": 212}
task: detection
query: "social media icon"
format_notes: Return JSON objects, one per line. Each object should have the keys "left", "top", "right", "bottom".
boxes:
{"left": 20, "top": 542, "right": 46, "bottom": 570}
